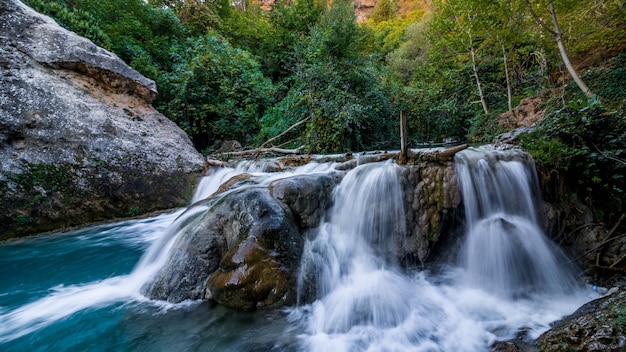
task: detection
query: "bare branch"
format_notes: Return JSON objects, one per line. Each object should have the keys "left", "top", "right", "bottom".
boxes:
{"left": 523, "top": 0, "right": 556, "bottom": 35}
{"left": 220, "top": 146, "right": 306, "bottom": 158}
{"left": 259, "top": 116, "right": 311, "bottom": 149}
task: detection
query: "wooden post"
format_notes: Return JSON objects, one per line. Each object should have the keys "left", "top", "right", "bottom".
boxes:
{"left": 399, "top": 110, "right": 408, "bottom": 164}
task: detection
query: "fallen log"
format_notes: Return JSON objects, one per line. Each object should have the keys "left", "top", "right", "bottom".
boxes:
{"left": 437, "top": 144, "right": 469, "bottom": 161}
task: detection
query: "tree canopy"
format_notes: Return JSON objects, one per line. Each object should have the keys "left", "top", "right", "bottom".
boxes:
{"left": 24, "top": 0, "right": 626, "bottom": 154}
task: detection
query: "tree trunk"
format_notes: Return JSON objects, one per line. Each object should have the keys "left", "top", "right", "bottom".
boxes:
{"left": 523, "top": 0, "right": 593, "bottom": 98}
{"left": 548, "top": 1, "right": 593, "bottom": 98}
{"left": 463, "top": 12, "right": 489, "bottom": 115}
{"left": 470, "top": 43, "right": 489, "bottom": 115}
{"left": 399, "top": 110, "right": 408, "bottom": 164}
{"left": 502, "top": 44, "right": 513, "bottom": 113}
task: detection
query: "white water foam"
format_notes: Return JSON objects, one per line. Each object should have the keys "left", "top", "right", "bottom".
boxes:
{"left": 290, "top": 151, "right": 595, "bottom": 351}
{"left": 0, "top": 204, "right": 207, "bottom": 343}
{"left": 455, "top": 147, "right": 581, "bottom": 297}
{"left": 0, "top": 159, "right": 338, "bottom": 343}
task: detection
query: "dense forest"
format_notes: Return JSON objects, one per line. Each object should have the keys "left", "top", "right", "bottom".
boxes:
{"left": 24, "top": 0, "right": 626, "bottom": 223}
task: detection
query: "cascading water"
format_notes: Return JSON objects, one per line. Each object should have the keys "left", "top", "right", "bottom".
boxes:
{"left": 454, "top": 147, "right": 581, "bottom": 297}
{"left": 289, "top": 148, "right": 594, "bottom": 351}
{"left": 290, "top": 160, "right": 489, "bottom": 351}
{"left": 296, "top": 161, "right": 410, "bottom": 332}
{"left": 0, "top": 150, "right": 596, "bottom": 351}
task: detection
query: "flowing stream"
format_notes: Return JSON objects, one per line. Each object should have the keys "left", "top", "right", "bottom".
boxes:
{"left": 0, "top": 149, "right": 596, "bottom": 351}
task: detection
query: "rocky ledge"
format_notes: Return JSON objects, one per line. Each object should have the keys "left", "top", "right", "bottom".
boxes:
{"left": 0, "top": 0, "right": 206, "bottom": 239}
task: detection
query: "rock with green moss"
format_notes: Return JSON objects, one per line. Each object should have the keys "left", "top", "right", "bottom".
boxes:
{"left": 143, "top": 187, "right": 302, "bottom": 308}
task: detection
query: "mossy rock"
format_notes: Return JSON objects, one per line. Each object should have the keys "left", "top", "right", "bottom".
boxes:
{"left": 207, "top": 236, "right": 289, "bottom": 310}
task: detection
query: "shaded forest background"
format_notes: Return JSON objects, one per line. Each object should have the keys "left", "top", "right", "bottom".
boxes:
{"left": 23, "top": 0, "right": 626, "bottom": 224}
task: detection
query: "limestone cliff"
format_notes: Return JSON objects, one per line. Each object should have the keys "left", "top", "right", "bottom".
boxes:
{"left": 0, "top": 0, "right": 206, "bottom": 239}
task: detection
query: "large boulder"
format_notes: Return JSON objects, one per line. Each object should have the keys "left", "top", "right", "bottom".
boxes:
{"left": 143, "top": 186, "right": 303, "bottom": 309}
{"left": 0, "top": 0, "right": 206, "bottom": 239}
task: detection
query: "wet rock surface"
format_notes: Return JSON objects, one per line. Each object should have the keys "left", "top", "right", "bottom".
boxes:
{"left": 269, "top": 172, "right": 341, "bottom": 229}
{"left": 144, "top": 187, "right": 302, "bottom": 308}
{"left": 537, "top": 288, "right": 626, "bottom": 351}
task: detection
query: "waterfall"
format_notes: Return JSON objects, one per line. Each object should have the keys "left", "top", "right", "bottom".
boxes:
{"left": 290, "top": 148, "right": 591, "bottom": 351}
{"left": 294, "top": 161, "right": 422, "bottom": 348}
{"left": 0, "top": 150, "right": 596, "bottom": 350}
{"left": 455, "top": 146, "right": 581, "bottom": 297}
{"left": 191, "top": 161, "right": 273, "bottom": 202}
{"left": 297, "top": 160, "right": 407, "bottom": 300}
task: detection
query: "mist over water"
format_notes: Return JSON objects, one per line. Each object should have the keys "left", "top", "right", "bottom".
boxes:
{"left": 0, "top": 151, "right": 597, "bottom": 351}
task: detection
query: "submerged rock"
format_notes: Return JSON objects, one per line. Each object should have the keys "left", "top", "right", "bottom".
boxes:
{"left": 0, "top": 0, "right": 205, "bottom": 239}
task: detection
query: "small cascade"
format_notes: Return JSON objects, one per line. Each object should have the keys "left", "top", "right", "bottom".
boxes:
{"left": 455, "top": 146, "right": 581, "bottom": 297}
{"left": 296, "top": 161, "right": 414, "bottom": 343}
{"left": 192, "top": 160, "right": 337, "bottom": 202}
{"left": 191, "top": 160, "right": 273, "bottom": 202}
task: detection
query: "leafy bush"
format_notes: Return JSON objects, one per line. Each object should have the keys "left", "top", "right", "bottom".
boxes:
{"left": 160, "top": 35, "right": 274, "bottom": 152}
{"left": 521, "top": 103, "right": 626, "bottom": 221}
{"left": 571, "top": 53, "right": 626, "bottom": 110}
{"left": 23, "top": 0, "right": 112, "bottom": 49}
{"left": 258, "top": 0, "right": 395, "bottom": 153}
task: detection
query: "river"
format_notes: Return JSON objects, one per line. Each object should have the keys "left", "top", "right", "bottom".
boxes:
{"left": 0, "top": 148, "right": 597, "bottom": 351}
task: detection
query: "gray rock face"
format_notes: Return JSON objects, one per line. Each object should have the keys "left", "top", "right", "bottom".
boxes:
{"left": 269, "top": 173, "right": 341, "bottom": 229}
{"left": 0, "top": 0, "right": 205, "bottom": 238}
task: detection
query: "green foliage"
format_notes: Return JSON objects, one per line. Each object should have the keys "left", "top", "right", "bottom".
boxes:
{"left": 370, "top": 0, "right": 397, "bottom": 24}
{"left": 572, "top": 53, "right": 626, "bottom": 110}
{"left": 127, "top": 206, "right": 140, "bottom": 217}
{"left": 262, "top": 0, "right": 325, "bottom": 81}
{"left": 161, "top": 35, "right": 274, "bottom": 151}
{"left": 13, "top": 215, "right": 34, "bottom": 225}
{"left": 368, "top": 9, "right": 426, "bottom": 61}
{"left": 554, "top": 0, "right": 626, "bottom": 60}
{"left": 258, "top": 0, "right": 395, "bottom": 153}
{"left": 521, "top": 104, "right": 626, "bottom": 221}
{"left": 84, "top": 0, "right": 188, "bottom": 78}
{"left": 24, "top": 0, "right": 626, "bottom": 157}
{"left": 23, "top": 0, "right": 112, "bottom": 49}
{"left": 466, "top": 112, "right": 508, "bottom": 144}
{"left": 148, "top": 0, "right": 227, "bottom": 35}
